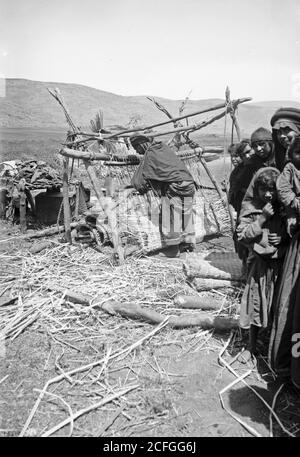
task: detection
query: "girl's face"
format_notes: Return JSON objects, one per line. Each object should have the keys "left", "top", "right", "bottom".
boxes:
{"left": 231, "top": 154, "right": 241, "bottom": 167}
{"left": 252, "top": 141, "right": 272, "bottom": 160}
{"left": 277, "top": 127, "right": 297, "bottom": 149}
{"left": 239, "top": 145, "right": 254, "bottom": 164}
{"left": 257, "top": 185, "right": 277, "bottom": 204}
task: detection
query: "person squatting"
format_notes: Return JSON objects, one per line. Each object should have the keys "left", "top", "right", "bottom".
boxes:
{"left": 130, "top": 134, "right": 196, "bottom": 258}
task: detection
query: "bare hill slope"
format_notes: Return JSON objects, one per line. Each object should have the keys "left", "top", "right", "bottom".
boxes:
{"left": 1, "top": 78, "right": 300, "bottom": 136}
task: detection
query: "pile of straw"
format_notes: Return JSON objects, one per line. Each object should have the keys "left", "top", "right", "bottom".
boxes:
{"left": 1, "top": 240, "right": 298, "bottom": 437}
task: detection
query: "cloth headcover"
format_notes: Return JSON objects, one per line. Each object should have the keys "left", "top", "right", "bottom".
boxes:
{"left": 251, "top": 127, "right": 272, "bottom": 144}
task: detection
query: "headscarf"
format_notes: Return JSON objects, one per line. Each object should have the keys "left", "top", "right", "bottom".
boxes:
{"left": 251, "top": 127, "right": 273, "bottom": 144}
{"left": 270, "top": 108, "right": 300, "bottom": 130}
{"left": 130, "top": 134, "right": 151, "bottom": 148}
{"left": 270, "top": 107, "right": 300, "bottom": 171}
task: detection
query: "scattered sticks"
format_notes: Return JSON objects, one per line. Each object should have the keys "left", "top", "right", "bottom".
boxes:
{"left": 41, "top": 384, "right": 139, "bottom": 437}
{"left": 20, "top": 317, "right": 169, "bottom": 436}
{"left": 218, "top": 332, "right": 296, "bottom": 438}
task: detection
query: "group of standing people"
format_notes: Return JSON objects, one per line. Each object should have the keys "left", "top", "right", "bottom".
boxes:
{"left": 228, "top": 107, "right": 300, "bottom": 389}
{"left": 128, "top": 106, "right": 300, "bottom": 389}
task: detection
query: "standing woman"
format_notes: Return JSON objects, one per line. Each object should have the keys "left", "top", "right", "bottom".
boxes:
{"left": 270, "top": 107, "right": 300, "bottom": 171}
{"left": 269, "top": 135, "right": 300, "bottom": 389}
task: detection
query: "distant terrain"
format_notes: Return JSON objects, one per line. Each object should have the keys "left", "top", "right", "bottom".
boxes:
{"left": 1, "top": 78, "right": 300, "bottom": 164}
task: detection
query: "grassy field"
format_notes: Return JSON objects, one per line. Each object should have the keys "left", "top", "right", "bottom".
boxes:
{"left": 0, "top": 128, "right": 66, "bottom": 167}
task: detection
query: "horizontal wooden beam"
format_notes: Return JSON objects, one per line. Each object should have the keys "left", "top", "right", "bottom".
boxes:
{"left": 59, "top": 145, "right": 224, "bottom": 162}
{"left": 64, "top": 97, "right": 252, "bottom": 145}
{"left": 60, "top": 148, "right": 111, "bottom": 160}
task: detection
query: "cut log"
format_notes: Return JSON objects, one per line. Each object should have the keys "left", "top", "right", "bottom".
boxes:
{"left": 174, "top": 294, "right": 222, "bottom": 310}
{"left": 191, "top": 277, "right": 242, "bottom": 291}
{"left": 29, "top": 241, "right": 53, "bottom": 254}
{"left": 18, "top": 222, "right": 78, "bottom": 240}
{"left": 61, "top": 148, "right": 110, "bottom": 161}
{"left": 50, "top": 290, "right": 237, "bottom": 330}
{"left": 101, "top": 300, "right": 238, "bottom": 331}
{"left": 48, "top": 287, "right": 93, "bottom": 305}
{"left": 183, "top": 253, "right": 243, "bottom": 281}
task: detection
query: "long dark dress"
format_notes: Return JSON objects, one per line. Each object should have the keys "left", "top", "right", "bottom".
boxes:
{"left": 269, "top": 162, "right": 300, "bottom": 387}
{"left": 236, "top": 168, "right": 287, "bottom": 330}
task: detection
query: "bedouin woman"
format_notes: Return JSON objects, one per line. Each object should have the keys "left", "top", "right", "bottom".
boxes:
{"left": 269, "top": 135, "right": 300, "bottom": 389}
{"left": 270, "top": 107, "right": 300, "bottom": 171}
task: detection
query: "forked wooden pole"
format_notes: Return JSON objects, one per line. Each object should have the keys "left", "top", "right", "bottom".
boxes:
{"left": 225, "top": 87, "right": 241, "bottom": 233}
{"left": 62, "top": 158, "right": 72, "bottom": 243}
{"left": 226, "top": 86, "right": 241, "bottom": 142}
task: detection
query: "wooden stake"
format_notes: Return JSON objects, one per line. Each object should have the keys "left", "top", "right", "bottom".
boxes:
{"left": 18, "top": 179, "right": 27, "bottom": 233}
{"left": 62, "top": 158, "right": 72, "bottom": 243}
{"left": 198, "top": 156, "right": 227, "bottom": 207}
{"left": 224, "top": 86, "right": 240, "bottom": 233}
{"left": 24, "top": 188, "right": 36, "bottom": 215}
{"left": 74, "top": 184, "right": 80, "bottom": 219}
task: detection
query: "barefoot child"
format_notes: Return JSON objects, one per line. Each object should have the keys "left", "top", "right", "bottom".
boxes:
{"left": 236, "top": 167, "right": 288, "bottom": 362}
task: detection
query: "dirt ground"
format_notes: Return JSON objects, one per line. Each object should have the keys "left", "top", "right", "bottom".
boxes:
{"left": 0, "top": 222, "right": 299, "bottom": 438}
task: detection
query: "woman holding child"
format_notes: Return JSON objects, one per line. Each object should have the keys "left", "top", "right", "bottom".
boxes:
{"left": 269, "top": 135, "right": 300, "bottom": 389}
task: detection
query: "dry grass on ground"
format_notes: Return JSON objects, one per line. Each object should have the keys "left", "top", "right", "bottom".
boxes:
{"left": 0, "top": 223, "right": 299, "bottom": 437}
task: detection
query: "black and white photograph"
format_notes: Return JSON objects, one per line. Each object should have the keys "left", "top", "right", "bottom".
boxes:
{"left": 0, "top": 0, "right": 300, "bottom": 442}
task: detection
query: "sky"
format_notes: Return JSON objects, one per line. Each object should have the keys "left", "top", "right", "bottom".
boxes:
{"left": 0, "top": 0, "right": 300, "bottom": 102}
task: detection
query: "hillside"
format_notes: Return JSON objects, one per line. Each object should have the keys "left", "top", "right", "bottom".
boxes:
{"left": 1, "top": 78, "right": 300, "bottom": 135}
